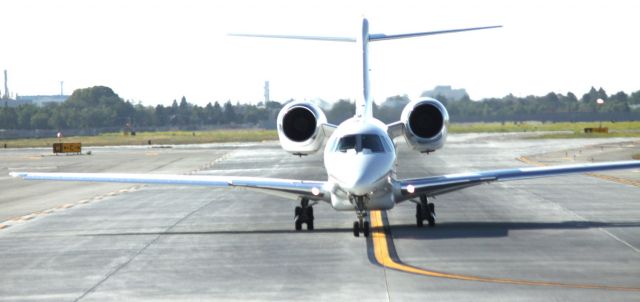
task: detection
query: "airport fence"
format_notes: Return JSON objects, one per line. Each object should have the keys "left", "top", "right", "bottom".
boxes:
{"left": 0, "top": 124, "right": 271, "bottom": 140}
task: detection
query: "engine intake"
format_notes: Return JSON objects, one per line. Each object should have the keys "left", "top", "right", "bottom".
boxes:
{"left": 277, "top": 101, "right": 328, "bottom": 155}
{"left": 282, "top": 107, "right": 317, "bottom": 142}
{"left": 400, "top": 97, "right": 449, "bottom": 153}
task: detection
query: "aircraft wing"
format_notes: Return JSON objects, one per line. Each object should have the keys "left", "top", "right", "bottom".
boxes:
{"left": 398, "top": 160, "right": 640, "bottom": 201}
{"left": 9, "top": 172, "right": 330, "bottom": 202}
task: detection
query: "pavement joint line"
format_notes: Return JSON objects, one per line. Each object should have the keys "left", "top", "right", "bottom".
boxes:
{"left": 72, "top": 193, "right": 216, "bottom": 301}
{"left": 191, "top": 152, "right": 232, "bottom": 174}
{"left": 370, "top": 210, "right": 640, "bottom": 291}
{"left": 0, "top": 185, "right": 141, "bottom": 232}
{"left": 517, "top": 156, "right": 640, "bottom": 187}
{"left": 598, "top": 228, "right": 640, "bottom": 254}
{"left": 0, "top": 166, "right": 213, "bottom": 232}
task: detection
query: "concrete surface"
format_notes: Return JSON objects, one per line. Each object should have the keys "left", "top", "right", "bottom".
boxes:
{"left": 1, "top": 134, "right": 639, "bottom": 301}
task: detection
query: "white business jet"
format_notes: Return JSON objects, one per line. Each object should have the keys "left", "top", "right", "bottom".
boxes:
{"left": 11, "top": 19, "right": 640, "bottom": 237}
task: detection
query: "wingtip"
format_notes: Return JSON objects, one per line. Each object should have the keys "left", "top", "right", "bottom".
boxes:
{"left": 9, "top": 172, "right": 26, "bottom": 178}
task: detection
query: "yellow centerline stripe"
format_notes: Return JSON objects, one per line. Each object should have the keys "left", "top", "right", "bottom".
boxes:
{"left": 370, "top": 210, "right": 640, "bottom": 291}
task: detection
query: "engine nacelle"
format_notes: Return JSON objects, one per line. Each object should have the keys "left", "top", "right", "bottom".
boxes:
{"left": 400, "top": 97, "right": 449, "bottom": 153}
{"left": 277, "top": 101, "right": 328, "bottom": 155}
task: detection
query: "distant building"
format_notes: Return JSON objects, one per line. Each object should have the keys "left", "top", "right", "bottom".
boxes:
{"left": 421, "top": 85, "right": 468, "bottom": 101}
{"left": 0, "top": 69, "right": 69, "bottom": 107}
{"left": 16, "top": 95, "right": 69, "bottom": 106}
{"left": 2, "top": 98, "right": 32, "bottom": 107}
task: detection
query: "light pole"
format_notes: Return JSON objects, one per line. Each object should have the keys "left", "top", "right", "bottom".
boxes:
{"left": 596, "top": 98, "right": 604, "bottom": 129}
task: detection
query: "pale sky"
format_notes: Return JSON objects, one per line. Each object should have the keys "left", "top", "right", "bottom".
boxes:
{"left": 1, "top": 0, "right": 639, "bottom": 106}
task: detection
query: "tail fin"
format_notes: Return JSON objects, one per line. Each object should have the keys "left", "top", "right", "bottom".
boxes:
{"left": 229, "top": 21, "right": 501, "bottom": 121}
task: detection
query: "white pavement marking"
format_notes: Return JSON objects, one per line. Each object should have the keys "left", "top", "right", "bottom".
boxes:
{"left": 599, "top": 228, "right": 640, "bottom": 254}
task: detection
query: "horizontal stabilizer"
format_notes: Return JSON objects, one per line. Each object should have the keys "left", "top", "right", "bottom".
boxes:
{"left": 229, "top": 24, "right": 501, "bottom": 43}
{"left": 228, "top": 33, "right": 355, "bottom": 42}
{"left": 369, "top": 25, "right": 502, "bottom": 41}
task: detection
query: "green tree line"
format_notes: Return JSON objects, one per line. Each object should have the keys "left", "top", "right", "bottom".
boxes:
{"left": 1, "top": 86, "right": 639, "bottom": 130}
{"left": 0, "top": 86, "right": 284, "bottom": 130}
{"left": 376, "top": 87, "right": 640, "bottom": 123}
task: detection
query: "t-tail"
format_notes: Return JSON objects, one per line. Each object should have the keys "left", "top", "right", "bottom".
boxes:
{"left": 229, "top": 18, "right": 501, "bottom": 120}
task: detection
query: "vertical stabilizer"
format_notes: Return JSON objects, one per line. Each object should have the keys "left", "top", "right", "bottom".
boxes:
{"left": 356, "top": 18, "right": 373, "bottom": 120}
{"left": 228, "top": 20, "right": 500, "bottom": 122}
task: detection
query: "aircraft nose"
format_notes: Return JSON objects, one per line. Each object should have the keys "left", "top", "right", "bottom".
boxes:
{"left": 338, "top": 154, "right": 391, "bottom": 195}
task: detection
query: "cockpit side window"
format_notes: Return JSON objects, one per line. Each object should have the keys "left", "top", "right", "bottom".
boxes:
{"left": 337, "top": 135, "right": 357, "bottom": 152}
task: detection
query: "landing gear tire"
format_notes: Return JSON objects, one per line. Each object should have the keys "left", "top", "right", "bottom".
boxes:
{"left": 294, "top": 207, "right": 302, "bottom": 231}
{"left": 294, "top": 202, "right": 314, "bottom": 231}
{"left": 295, "top": 219, "right": 302, "bottom": 231}
{"left": 363, "top": 221, "right": 370, "bottom": 237}
{"left": 353, "top": 220, "right": 370, "bottom": 238}
{"left": 417, "top": 195, "right": 436, "bottom": 228}
{"left": 427, "top": 203, "right": 436, "bottom": 227}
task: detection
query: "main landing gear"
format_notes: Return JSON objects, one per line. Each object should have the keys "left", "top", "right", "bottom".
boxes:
{"left": 352, "top": 196, "right": 370, "bottom": 238}
{"left": 295, "top": 198, "right": 314, "bottom": 231}
{"left": 416, "top": 195, "right": 436, "bottom": 227}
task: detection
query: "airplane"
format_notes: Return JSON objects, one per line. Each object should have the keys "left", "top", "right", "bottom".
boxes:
{"left": 10, "top": 19, "right": 640, "bottom": 238}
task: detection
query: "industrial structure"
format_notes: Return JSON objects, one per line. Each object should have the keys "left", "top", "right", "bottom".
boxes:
{"left": 261, "top": 80, "right": 269, "bottom": 108}
{"left": 2, "top": 70, "right": 9, "bottom": 100}
{"left": 1, "top": 69, "right": 69, "bottom": 107}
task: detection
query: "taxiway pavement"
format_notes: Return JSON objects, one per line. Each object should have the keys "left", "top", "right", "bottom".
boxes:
{"left": 1, "top": 135, "right": 639, "bottom": 301}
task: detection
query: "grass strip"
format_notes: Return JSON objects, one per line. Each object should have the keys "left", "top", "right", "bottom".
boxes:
{"left": 1, "top": 129, "right": 278, "bottom": 148}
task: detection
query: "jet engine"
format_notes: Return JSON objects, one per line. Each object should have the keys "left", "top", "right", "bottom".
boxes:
{"left": 277, "top": 101, "right": 328, "bottom": 155}
{"left": 400, "top": 97, "right": 449, "bottom": 153}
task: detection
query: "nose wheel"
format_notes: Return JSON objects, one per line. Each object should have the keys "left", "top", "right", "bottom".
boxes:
{"left": 353, "top": 219, "right": 370, "bottom": 237}
{"left": 295, "top": 198, "right": 314, "bottom": 231}
{"left": 352, "top": 196, "right": 370, "bottom": 237}
{"left": 416, "top": 195, "right": 436, "bottom": 227}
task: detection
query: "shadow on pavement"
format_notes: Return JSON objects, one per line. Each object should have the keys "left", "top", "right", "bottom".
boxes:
{"left": 85, "top": 227, "right": 353, "bottom": 236}
{"left": 389, "top": 220, "right": 640, "bottom": 240}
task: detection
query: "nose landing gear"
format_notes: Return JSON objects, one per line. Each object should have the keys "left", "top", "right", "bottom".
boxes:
{"left": 416, "top": 195, "right": 436, "bottom": 227}
{"left": 295, "top": 198, "right": 314, "bottom": 231}
{"left": 352, "top": 196, "right": 370, "bottom": 237}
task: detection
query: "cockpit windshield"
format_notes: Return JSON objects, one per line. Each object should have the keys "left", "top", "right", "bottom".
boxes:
{"left": 335, "top": 134, "right": 386, "bottom": 153}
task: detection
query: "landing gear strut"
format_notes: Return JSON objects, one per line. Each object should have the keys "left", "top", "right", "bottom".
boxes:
{"left": 416, "top": 195, "right": 436, "bottom": 227}
{"left": 352, "top": 196, "right": 370, "bottom": 237}
{"left": 295, "top": 198, "right": 314, "bottom": 231}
